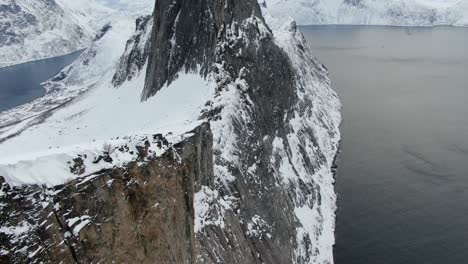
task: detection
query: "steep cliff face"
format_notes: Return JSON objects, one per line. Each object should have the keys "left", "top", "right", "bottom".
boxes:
{"left": 0, "top": 0, "right": 340, "bottom": 263}
{"left": 143, "top": 0, "right": 270, "bottom": 98}
{"left": 144, "top": 0, "right": 340, "bottom": 263}
{"left": 0, "top": 125, "right": 211, "bottom": 263}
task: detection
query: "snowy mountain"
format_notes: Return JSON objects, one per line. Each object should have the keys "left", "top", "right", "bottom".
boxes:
{"left": 265, "top": 0, "right": 468, "bottom": 26}
{"left": 0, "top": 0, "right": 91, "bottom": 68}
{"left": 0, "top": 0, "right": 154, "bottom": 68}
{"left": 0, "top": 0, "right": 341, "bottom": 263}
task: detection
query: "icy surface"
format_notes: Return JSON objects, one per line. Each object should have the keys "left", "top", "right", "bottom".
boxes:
{"left": 265, "top": 0, "right": 468, "bottom": 26}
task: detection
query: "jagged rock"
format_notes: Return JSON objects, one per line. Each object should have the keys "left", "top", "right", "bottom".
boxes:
{"left": 70, "top": 157, "right": 86, "bottom": 175}
{"left": 112, "top": 15, "right": 153, "bottom": 87}
{"left": 0, "top": 123, "right": 212, "bottom": 263}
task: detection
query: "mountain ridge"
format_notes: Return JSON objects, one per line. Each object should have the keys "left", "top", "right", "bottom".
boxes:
{"left": 0, "top": 0, "right": 341, "bottom": 263}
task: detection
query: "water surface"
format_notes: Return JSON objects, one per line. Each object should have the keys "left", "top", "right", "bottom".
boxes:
{"left": 0, "top": 50, "right": 82, "bottom": 112}
{"left": 301, "top": 25, "right": 468, "bottom": 264}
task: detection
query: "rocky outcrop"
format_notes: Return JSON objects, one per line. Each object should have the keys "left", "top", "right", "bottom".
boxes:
{"left": 112, "top": 16, "right": 153, "bottom": 87}
{"left": 144, "top": 0, "right": 340, "bottom": 263}
{"left": 143, "top": 0, "right": 272, "bottom": 98}
{"left": 0, "top": 124, "right": 212, "bottom": 263}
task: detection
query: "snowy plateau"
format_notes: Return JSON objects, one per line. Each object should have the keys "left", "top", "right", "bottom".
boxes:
{"left": 2, "top": 0, "right": 341, "bottom": 263}
{"left": 265, "top": 0, "right": 468, "bottom": 26}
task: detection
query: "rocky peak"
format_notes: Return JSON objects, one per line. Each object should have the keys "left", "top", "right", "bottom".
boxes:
{"left": 141, "top": 0, "right": 340, "bottom": 263}
{"left": 144, "top": 0, "right": 297, "bottom": 131}
{"left": 144, "top": 0, "right": 267, "bottom": 98}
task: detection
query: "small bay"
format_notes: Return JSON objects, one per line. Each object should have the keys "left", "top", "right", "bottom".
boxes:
{"left": 0, "top": 50, "right": 82, "bottom": 112}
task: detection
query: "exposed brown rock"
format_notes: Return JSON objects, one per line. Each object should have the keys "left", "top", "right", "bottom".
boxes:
{"left": 0, "top": 124, "right": 212, "bottom": 264}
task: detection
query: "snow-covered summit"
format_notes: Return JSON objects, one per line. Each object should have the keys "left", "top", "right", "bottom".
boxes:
{"left": 265, "top": 0, "right": 468, "bottom": 26}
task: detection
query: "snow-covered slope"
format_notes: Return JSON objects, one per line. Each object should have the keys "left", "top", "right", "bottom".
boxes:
{"left": 0, "top": 0, "right": 341, "bottom": 263}
{"left": 0, "top": 16, "right": 161, "bottom": 185}
{"left": 266, "top": 0, "right": 468, "bottom": 26}
{"left": 0, "top": 0, "right": 154, "bottom": 68}
{"left": 56, "top": 0, "right": 155, "bottom": 32}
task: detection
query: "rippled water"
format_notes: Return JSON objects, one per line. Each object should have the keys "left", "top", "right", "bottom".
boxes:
{"left": 0, "top": 50, "right": 82, "bottom": 112}
{"left": 301, "top": 25, "right": 468, "bottom": 264}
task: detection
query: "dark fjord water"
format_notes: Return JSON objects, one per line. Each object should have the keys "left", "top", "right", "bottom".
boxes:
{"left": 0, "top": 50, "right": 82, "bottom": 111}
{"left": 301, "top": 25, "right": 468, "bottom": 264}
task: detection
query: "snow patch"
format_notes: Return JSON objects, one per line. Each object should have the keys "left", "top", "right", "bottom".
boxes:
{"left": 194, "top": 186, "right": 232, "bottom": 233}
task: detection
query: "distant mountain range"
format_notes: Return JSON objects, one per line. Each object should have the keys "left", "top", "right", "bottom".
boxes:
{"left": 0, "top": 0, "right": 154, "bottom": 68}
{"left": 265, "top": 0, "right": 468, "bottom": 26}
{"left": 1, "top": 0, "right": 466, "bottom": 68}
